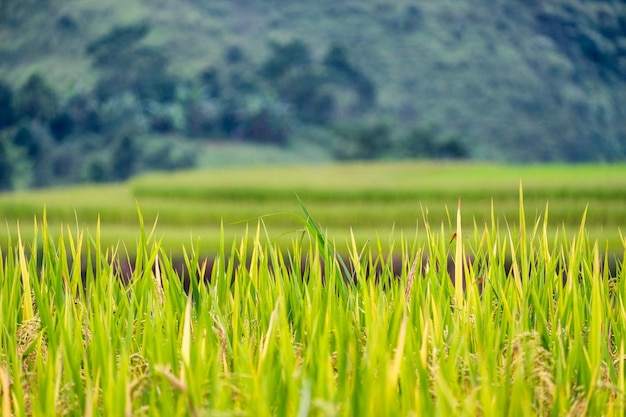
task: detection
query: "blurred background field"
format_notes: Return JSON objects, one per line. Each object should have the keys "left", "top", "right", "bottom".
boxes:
{"left": 1, "top": 161, "right": 625, "bottom": 257}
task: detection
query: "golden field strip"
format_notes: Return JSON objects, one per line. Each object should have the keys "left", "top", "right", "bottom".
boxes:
{"left": 0, "top": 162, "right": 625, "bottom": 255}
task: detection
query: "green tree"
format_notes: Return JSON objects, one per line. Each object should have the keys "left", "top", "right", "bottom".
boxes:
{"left": 11, "top": 123, "right": 53, "bottom": 187}
{"left": 277, "top": 71, "right": 336, "bottom": 124}
{"left": 0, "top": 81, "right": 15, "bottom": 129}
{"left": 199, "top": 67, "right": 221, "bottom": 99}
{"left": 140, "top": 140, "right": 197, "bottom": 172}
{"left": 49, "top": 113, "right": 74, "bottom": 142}
{"left": 12, "top": 125, "right": 43, "bottom": 160}
{"left": 399, "top": 125, "right": 469, "bottom": 160}
{"left": 14, "top": 74, "right": 56, "bottom": 122}
{"left": 64, "top": 94, "right": 101, "bottom": 133}
{"left": 86, "top": 22, "right": 151, "bottom": 64}
{"left": 87, "top": 22, "right": 176, "bottom": 102}
{"left": 400, "top": 125, "right": 437, "bottom": 158}
{"left": 323, "top": 44, "right": 377, "bottom": 109}
{"left": 111, "top": 136, "right": 137, "bottom": 180}
{"left": 334, "top": 122, "right": 392, "bottom": 160}
{"left": 185, "top": 100, "right": 218, "bottom": 137}
{"left": 82, "top": 153, "right": 111, "bottom": 183}
{"left": 0, "top": 139, "right": 13, "bottom": 191}
{"left": 323, "top": 45, "right": 358, "bottom": 80}
{"left": 435, "top": 134, "right": 469, "bottom": 159}
{"left": 242, "top": 105, "right": 290, "bottom": 146}
{"left": 260, "top": 40, "right": 312, "bottom": 80}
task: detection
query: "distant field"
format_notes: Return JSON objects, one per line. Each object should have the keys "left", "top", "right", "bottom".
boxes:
{"left": 0, "top": 162, "right": 625, "bottom": 256}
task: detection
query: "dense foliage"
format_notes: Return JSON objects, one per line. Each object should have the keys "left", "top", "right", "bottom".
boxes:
{"left": 0, "top": 201, "right": 625, "bottom": 415}
{"left": 0, "top": 26, "right": 464, "bottom": 190}
{"left": 0, "top": 0, "right": 625, "bottom": 189}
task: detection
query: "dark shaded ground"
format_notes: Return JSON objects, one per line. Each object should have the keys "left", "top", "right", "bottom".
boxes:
{"left": 107, "top": 252, "right": 621, "bottom": 294}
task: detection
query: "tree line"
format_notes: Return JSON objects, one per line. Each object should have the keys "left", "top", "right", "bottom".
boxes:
{"left": 0, "top": 21, "right": 468, "bottom": 191}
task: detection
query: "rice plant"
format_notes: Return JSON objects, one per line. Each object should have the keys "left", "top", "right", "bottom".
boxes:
{"left": 0, "top": 195, "right": 624, "bottom": 416}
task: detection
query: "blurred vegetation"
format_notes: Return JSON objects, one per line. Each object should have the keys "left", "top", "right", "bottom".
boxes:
{"left": 0, "top": 0, "right": 625, "bottom": 190}
{"left": 1, "top": 162, "right": 625, "bottom": 256}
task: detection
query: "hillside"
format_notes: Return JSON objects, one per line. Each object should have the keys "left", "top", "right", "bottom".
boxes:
{"left": 1, "top": 0, "right": 625, "bottom": 188}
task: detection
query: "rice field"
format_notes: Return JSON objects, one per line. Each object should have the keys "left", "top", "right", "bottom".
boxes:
{"left": 0, "top": 188, "right": 625, "bottom": 415}
{"left": 0, "top": 162, "right": 625, "bottom": 256}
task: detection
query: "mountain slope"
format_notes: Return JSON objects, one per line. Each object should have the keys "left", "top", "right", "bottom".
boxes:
{"left": 1, "top": 0, "right": 625, "bottom": 163}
